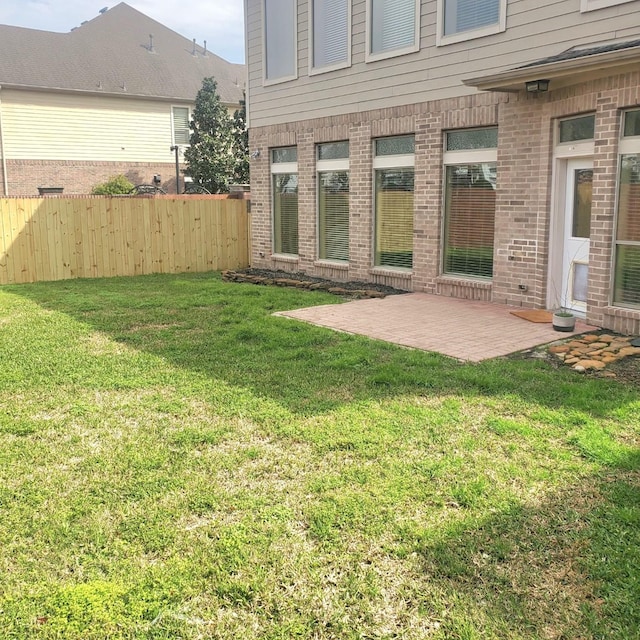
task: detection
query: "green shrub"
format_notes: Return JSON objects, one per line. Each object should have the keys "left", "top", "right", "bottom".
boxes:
{"left": 91, "top": 175, "right": 134, "bottom": 195}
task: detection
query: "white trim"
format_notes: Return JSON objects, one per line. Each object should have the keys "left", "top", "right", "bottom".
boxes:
{"left": 619, "top": 138, "right": 640, "bottom": 155}
{"left": 580, "top": 0, "right": 635, "bottom": 12}
{"left": 443, "top": 148, "right": 497, "bottom": 165}
{"left": 317, "top": 157, "right": 349, "bottom": 171}
{"left": 171, "top": 105, "right": 190, "bottom": 147}
{"left": 436, "top": 0, "right": 506, "bottom": 47}
{"left": 373, "top": 154, "right": 415, "bottom": 169}
{"left": 309, "top": 0, "right": 352, "bottom": 75}
{"left": 554, "top": 141, "right": 595, "bottom": 159}
{"left": 365, "top": 0, "right": 420, "bottom": 63}
{"left": 270, "top": 161, "right": 298, "bottom": 174}
{"left": 262, "top": 0, "right": 298, "bottom": 85}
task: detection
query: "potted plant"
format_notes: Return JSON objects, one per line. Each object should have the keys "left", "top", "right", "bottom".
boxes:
{"left": 552, "top": 309, "right": 576, "bottom": 332}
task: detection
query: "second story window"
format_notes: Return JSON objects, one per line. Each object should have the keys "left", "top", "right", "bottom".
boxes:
{"left": 312, "top": 0, "right": 350, "bottom": 72}
{"left": 368, "top": 0, "right": 419, "bottom": 61}
{"left": 264, "top": 0, "right": 297, "bottom": 83}
{"left": 172, "top": 107, "right": 190, "bottom": 145}
{"left": 437, "top": 0, "right": 506, "bottom": 46}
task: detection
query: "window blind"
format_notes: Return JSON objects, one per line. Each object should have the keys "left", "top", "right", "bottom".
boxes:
{"left": 273, "top": 174, "right": 299, "bottom": 255}
{"left": 319, "top": 171, "right": 349, "bottom": 261}
{"left": 374, "top": 169, "right": 414, "bottom": 269}
{"left": 443, "top": 164, "right": 496, "bottom": 278}
{"left": 371, "top": 0, "right": 416, "bottom": 54}
{"left": 314, "top": 0, "right": 348, "bottom": 67}
{"left": 613, "top": 154, "right": 640, "bottom": 306}
{"left": 265, "top": 0, "right": 296, "bottom": 79}
{"left": 444, "top": 0, "right": 499, "bottom": 35}
{"left": 172, "top": 107, "right": 190, "bottom": 145}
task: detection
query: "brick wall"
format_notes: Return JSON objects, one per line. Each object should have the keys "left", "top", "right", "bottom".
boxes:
{"left": 3, "top": 160, "right": 185, "bottom": 195}
{"left": 249, "top": 71, "right": 640, "bottom": 333}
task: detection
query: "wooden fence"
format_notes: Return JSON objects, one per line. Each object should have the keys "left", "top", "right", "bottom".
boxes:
{"left": 0, "top": 195, "right": 250, "bottom": 285}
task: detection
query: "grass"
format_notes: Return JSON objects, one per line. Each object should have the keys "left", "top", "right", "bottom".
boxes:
{"left": 0, "top": 271, "right": 638, "bottom": 639}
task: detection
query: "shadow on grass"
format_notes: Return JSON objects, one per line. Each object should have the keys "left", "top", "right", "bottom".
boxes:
{"left": 407, "top": 449, "right": 640, "bottom": 638}
{"left": 4, "top": 272, "right": 639, "bottom": 419}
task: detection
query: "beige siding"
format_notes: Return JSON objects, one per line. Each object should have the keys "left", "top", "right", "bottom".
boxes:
{"left": 247, "top": 0, "right": 640, "bottom": 127}
{"left": 2, "top": 91, "right": 186, "bottom": 162}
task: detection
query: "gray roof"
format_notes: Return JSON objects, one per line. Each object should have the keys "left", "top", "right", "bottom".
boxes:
{"left": 0, "top": 3, "right": 245, "bottom": 104}
{"left": 516, "top": 39, "right": 640, "bottom": 70}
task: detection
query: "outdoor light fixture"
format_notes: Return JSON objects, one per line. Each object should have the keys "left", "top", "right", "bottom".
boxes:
{"left": 525, "top": 79, "right": 550, "bottom": 93}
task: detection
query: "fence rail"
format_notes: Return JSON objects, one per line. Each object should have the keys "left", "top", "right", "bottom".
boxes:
{"left": 0, "top": 196, "right": 250, "bottom": 285}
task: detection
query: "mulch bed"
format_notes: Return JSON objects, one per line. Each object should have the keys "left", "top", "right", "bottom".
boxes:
{"left": 222, "top": 269, "right": 408, "bottom": 298}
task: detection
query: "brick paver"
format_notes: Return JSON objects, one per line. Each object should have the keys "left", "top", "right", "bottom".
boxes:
{"left": 276, "top": 293, "right": 598, "bottom": 362}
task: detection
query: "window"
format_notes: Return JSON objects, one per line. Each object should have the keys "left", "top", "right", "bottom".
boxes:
{"left": 367, "top": 0, "right": 419, "bottom": 61}
{"left": 559, "top": 115, "right": 595, "bottom": 143}
{"left": 264, "top": 0, "right": 297, "bottom": 83}
{"left": 437, "top": 0, "right": 506, "bottom": 46}
{"left": 271, "top": 147, "right": 299, "bottom": 255}
{"left": 312, "top": 0, "right": 350, "bottom": 72}
{"left": 442, "top": 128, "right": 497, "bottom": 279}
{"left": 613, "top": 111, "right": 640, "bottom": 307}
{"left": 317, "top": 142, "right": 349, "bottom": 262}
{"left": 373, "top": 135, "right": 415, "bottom": 270}
{"left": 580, "top": 0, "right": 635, "bottom": 12}
{"left": 172, "top": 107, "right": 190, "bottom": 145}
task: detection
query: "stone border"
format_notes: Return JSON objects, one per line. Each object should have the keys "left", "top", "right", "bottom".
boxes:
{"left": 549, "top": 333, "right": 640, "bottom": 376}
{"left": 221, "top": 270, "right": 389, "bottom": 298}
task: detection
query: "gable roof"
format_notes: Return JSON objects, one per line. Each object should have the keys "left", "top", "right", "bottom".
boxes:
{"left": 0, "top": 2, "right": 245, "bottom": 104}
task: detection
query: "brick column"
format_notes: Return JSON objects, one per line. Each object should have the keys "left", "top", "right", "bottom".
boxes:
{"left": 348, "top": 122, "right": 373, "bottom": 281}
{"left": 588, "top": 91, "right": 622, "bottom": 327}
{"left": 296, "top": 130, "right": 316, "bottom": 272}
{"left": 413, "top": 111, "right": 443, "bottom": 293}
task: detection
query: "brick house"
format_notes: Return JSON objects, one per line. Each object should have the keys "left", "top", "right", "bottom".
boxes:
{"left": 0, "top": 3, "right": 245, "bottom": 195}
{"left": 245, "top": 0, "right": 640, "bottom": 334}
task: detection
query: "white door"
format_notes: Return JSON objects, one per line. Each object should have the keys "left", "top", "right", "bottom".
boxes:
{"left": 561, "top": 159, "right": 593, "bottom": 314}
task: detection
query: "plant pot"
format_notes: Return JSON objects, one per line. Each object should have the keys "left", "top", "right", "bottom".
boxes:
{"left": 552, "top": 312, "right": 576, "bottom": 332}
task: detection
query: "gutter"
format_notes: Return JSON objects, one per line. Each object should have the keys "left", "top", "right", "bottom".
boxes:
{"left": 0, "top": 86, "right": 8, "bottom": 196}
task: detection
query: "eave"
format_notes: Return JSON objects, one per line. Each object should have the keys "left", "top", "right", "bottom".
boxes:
{"left": 463, "top": 45, "right": 640, "bottom": 93}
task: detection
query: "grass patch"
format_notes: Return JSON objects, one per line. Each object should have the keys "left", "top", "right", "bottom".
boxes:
{"left": 0, "top": 272, "right": 638, "bottom": 639}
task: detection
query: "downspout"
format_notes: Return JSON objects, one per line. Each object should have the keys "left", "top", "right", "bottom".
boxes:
{"left": 0, "top": 86, "right": 8, "bottom": 195}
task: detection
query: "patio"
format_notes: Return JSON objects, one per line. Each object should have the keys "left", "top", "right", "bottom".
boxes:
{"left": 276, "top": 293, "right": 598, "bottom": 362}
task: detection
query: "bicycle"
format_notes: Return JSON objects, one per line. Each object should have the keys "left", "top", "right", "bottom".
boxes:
{"left": 182, "top": 183, "right": 211, "bottom": 195}
{"left": 128, "top": 184, "right": 167, "bottom": 195}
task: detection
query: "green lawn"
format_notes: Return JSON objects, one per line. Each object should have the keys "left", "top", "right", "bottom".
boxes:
{"left": 0, "top": 272, "right": 638, "bottom": 639}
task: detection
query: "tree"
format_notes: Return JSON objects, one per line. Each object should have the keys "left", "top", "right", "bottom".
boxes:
{"left": 231, "top": 94, "right": 249, "bottom": 185}
{"left": 184, "top": 77, "right": 235, "bottom": 193}
{"left": 91, "top": 174, "right": 134, "bottom": 195}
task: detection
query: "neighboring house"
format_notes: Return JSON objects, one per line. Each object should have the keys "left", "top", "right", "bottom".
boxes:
{"left": 245, "top": 0, "right": 640, "bottom": 334}
{"left": 0, "top": 2, "right": 245, "bottom": 195}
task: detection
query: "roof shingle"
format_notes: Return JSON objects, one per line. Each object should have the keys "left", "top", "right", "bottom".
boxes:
{"left": 0, "top": 2, "right": 245, "bottom": 104}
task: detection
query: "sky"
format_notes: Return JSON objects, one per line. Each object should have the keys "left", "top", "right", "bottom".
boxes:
{"left": 0, "top": 0, "right": 245, "bottom": 63}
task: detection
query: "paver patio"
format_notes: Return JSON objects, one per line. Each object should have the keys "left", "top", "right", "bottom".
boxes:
{"left": 276, "top": 293, "right": 598, "bottom": 362}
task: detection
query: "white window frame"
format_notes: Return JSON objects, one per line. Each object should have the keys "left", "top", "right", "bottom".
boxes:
{"left": 310, "top": 0, "right": 352, "bottom": 75}
{"left": 612, "top": 110, "right": 640, "bottom": 308}
{"left": 365, "top": 0, "right": 420, "bottom": 63}
{"left": 271, "top": 149, "right": 299, "bottom": 257}
{"left": 262, "top": 0, "right": 298, "bottom": 86}
{"left": 373, "top": 142, "right": 415, "bottom": 272}
{"left": 171, "top": 106, "right": 190, "bottom": 146}
{"left": 317, "top": 146, "right": 350, "bottom": 263}
{"left": 436, "top": 0, "right": 506, "bottom": 47}
{"left": 581, "top": 0, "right": 635, "bottom": 12}
{"left": 442, "top": 132, "right": 498, "bottom": 280}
